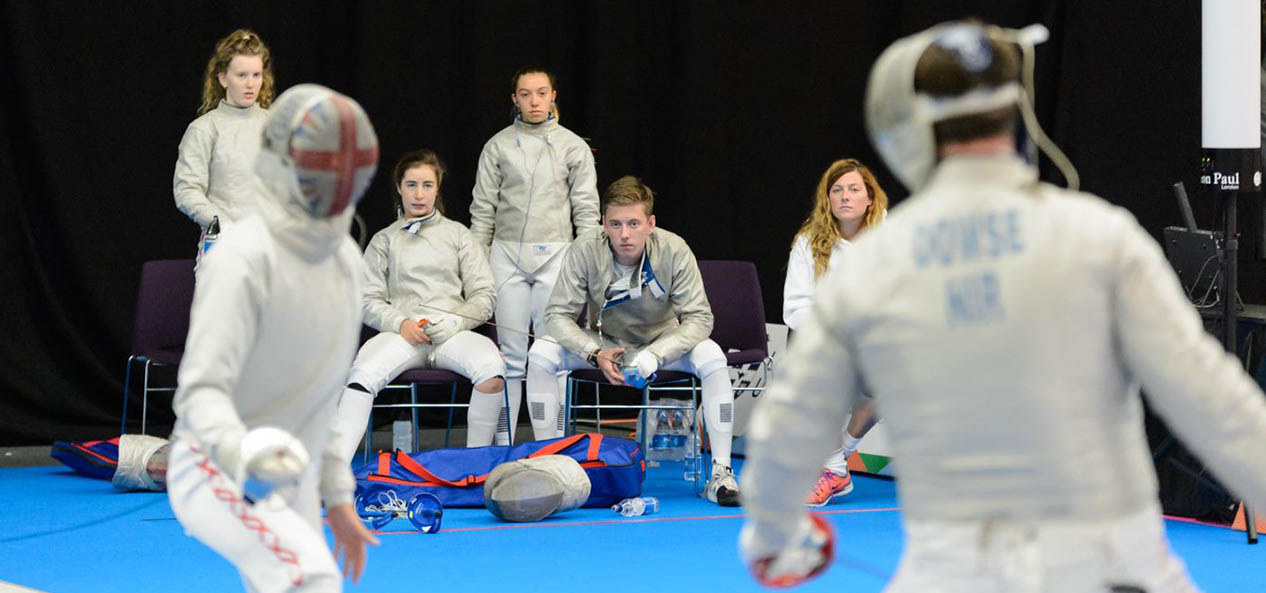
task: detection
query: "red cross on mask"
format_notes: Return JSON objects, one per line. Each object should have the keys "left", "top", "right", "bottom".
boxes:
{"left": 289, "top": 95, "right": 379, "bottom": 217}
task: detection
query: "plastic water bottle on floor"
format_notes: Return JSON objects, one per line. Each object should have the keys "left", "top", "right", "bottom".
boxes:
{"left": 612, "top": 496, "right": 659, "bottom": 517}
{"left": 392, "top": 420, "right": 412, "bottom": 453}
{"left": 668, "top": 410, "right": 688, "bottom": 461}
{"left": 683, "top": 429, "right": 701, "bottom": 482}
{"left": 648, "top": 410, "right": 671, "bottom": 461}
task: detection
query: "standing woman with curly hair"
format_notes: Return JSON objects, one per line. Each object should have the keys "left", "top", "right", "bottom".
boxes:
{"left": 783, "top": 158, "right": 887, "bottom": 506}
{"left": 173, "top": 29, "right": 274, "bottom": 269}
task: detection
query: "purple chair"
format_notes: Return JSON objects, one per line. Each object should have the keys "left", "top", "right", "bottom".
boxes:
{"left": 361, "top": 322, "right": 511, "bottom": 462}
{"left": 120, "top": 259, "right": 196, "bottom": 435}
{"left": 697, "top": 259, "right": 770, "bottom": 393}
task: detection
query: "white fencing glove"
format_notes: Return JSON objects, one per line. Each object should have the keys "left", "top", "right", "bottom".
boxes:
{"left": 222, "top": 426, "right": 310, "bottom": 504}
{"left": 740, "top": 513, "right": 835, "bottom": 588}
{"left": 422, "top": 317, "right": 460, "bottom": 345}
{"left": 631, "top": 350, "right": 659, "bottom": 378}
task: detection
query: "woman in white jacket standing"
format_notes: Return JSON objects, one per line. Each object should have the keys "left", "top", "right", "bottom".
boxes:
{"left": 783, "top": 158, "right": 887, "bottom": 506}
{"left": 173, "top": 29, "right": 274, "bottom": 270}
{"left": 470, "top": 65, "right": 600, "bottom": 443}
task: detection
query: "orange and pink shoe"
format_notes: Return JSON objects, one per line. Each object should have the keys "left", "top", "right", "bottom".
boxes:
{"left": 806, "top": 468, "right": 853, "bottom": 507}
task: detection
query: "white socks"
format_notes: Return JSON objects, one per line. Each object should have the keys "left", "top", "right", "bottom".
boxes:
{"left": 526, "top": 363, "right": 562, "bottom": 440}
{"left": 495, "top": 379, "right": 523, "bottom": 445}
{"left": 701, "top": 369, "right": 734, "bottom": 467}
{"left": 332, "top": 387, "right": 375, "bottom": 463}
{"left": 467, "top": 388, "right": 503, "bottom": 447}
{"left": 824, "top": 429, "right": 861, "bottom": 476}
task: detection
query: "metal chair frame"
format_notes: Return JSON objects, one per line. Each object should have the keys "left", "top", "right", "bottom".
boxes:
{"left": 564, "top": 371, "right": 706, "bottom": 495}
{"left": 362, "top": 377, "right": 511, "bottom": 464}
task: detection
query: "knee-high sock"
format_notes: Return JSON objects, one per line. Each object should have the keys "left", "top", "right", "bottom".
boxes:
{"left": 701, "top": 369, "right": 734, "bottom": 467}
{"left": 526, "top": 364, "right": 561, "bottom": 440}
{"left": 467, "top": 388, "right": 503, "bottom": 447}
{"left": 495, "top": 379, "right": 523, "bottom": 445}
{"left": 823, "top": 426, "right": 858, "bottom": 475}
{"left": 332, "top": 387, "right": 375, "bottom": 463}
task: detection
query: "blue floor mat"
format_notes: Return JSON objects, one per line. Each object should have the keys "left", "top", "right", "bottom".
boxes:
{"left": 0, "top": 461, "right": 1261, "bottom": 592}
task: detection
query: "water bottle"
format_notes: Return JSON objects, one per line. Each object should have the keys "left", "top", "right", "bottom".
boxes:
{"left": 202, "top": 216, "right": 220, "bottom": 254}
{"left": 392, "top": 420, "right": 412, "bottom": 453}
{"left": 668, "top": 410, "right": 687, "bottom": 461}
{"left": 611, "top": 496, "right": 659, "bottom": 517}
{"left": 683, "top": 427, "right": 701, "bottom": 482}
{"left": 647, "top": 410, "right": 671, "bottom": 461}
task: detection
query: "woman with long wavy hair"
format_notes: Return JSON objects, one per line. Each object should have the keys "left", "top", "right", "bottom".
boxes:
{"left": 172, "top": 29, "right": 275, "bottom": 271}
{"left": 783, "top": 158, "right": 887, "bottom": 506}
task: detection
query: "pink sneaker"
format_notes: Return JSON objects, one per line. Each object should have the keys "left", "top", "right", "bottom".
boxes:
{"left": 806, "top": 468, "right": 853, "bottom": 507}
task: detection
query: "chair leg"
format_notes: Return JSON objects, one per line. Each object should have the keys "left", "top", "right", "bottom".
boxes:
{"left": 120, "top": 355, "right": 137, "bottom": 435}
{"left": 444, "top": 383, "right": 457, "bottom": 448}
{"left": 410, "top": 383, "right": 420, "bottom": 453}
{"left": 639, "top": 384, "right": 650, "bottom": 452}
{"left": 141, "top": 360, "right": 153, "bottom": 435}
{"left": 363, "top": 406, "right": 373, "bottom": 466}
{"left": 695, "top": 376, "right": 706, "bottom": 495}
{"left": 594, "top": 383, "right": 601, "bottom": 434}
{"left": 563, "top": 375, "right": 573, "bottom": 436}
{"left": 501, "top": 381, "right": 512, "bottom": 445}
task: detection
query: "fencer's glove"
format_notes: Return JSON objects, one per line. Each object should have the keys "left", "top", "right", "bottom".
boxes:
{"left": 740, "top": 514, "right": 835, "bottom": 588}
{"left": 217, "top": 426, "right": 310, "bottom": 504}
{"left": 422, "top": 317, "right": 461, "bottom": 345}
{"left": 631, "top": 350, "right": 659, "bottom": 378}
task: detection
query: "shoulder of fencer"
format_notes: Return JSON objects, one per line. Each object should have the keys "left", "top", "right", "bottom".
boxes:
{"left": 438, "top": 215, "right": 471, "bottom": 233}
{"left": 336, "top": 237, "right": 365, "bottom": 270}
{"left": 1034, "top": 183, "right": 1143, "bottom": 236}
{"left": 180, "top": 111, "right": 218, "bottom": 139}
{"left": 551, "top": 125, "right": 590, "bottom": 147}
{"left": 567, "top": 229, "right": 611, "bottom": 263}
{"left": 366, "top": 224, "right": 397, "bottom": 250}
{"left": 485, "top": 125, "right": 518, "bottom": 148}
{"left": 648, "top": 227, "right": 691, "bottom": 253}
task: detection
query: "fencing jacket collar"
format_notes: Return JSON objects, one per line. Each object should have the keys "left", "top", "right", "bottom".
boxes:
{"left": 603, "top": 242, "right": 666, "bottom": 310}
{"left": 512, "top": 113, "right": 559, "bottom": 138}
{"left": 401, "top": 211, "right": 441, "bottom": 235}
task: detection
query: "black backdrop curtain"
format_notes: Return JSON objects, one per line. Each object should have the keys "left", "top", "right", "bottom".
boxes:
{"left": 1, "top": 1, "right": 1258, "bottom": 445}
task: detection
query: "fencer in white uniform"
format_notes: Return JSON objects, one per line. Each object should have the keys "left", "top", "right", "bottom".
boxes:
{"left": 470, "top": 66, "right": 600, "bottom": 443}
{"left": 173, "top": 29, "right": 273, "bottom": 267}
{"left": 740, "top": 21, "right": 1266, "bottom": 592}
{"left": 526, "top": 176, "right": 740, "bottom": 506}
{"left": 330, "top": 149, "right": 506, "bottom": 460}
{"left": 167, "top": 84, "right": 380, "bottom": 592}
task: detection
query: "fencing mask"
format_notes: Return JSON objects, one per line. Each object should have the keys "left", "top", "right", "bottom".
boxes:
{"left": 864, "top": 21, "right": 1077, "bottom": 193}
{"left": 483, "top": 455, "right": 592, "bottom": 522}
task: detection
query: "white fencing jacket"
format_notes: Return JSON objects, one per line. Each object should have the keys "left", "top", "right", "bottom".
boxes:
{"left": 173, "top": 101, "right": 268, "bottom": 230}
{"left": 172, "top": 194, "right": 364, "bottom": 508}
{"left": 361, "top": 212, "right": 495, "bottom": 334}
{"left": 783, "top": 235, "right": 852, "bottom": 331}
{"left": 469, "top": 116, "right": 599, "bottom": 272}
{"left": 742, "top": 153, "right": 1266, "bottom": 555}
